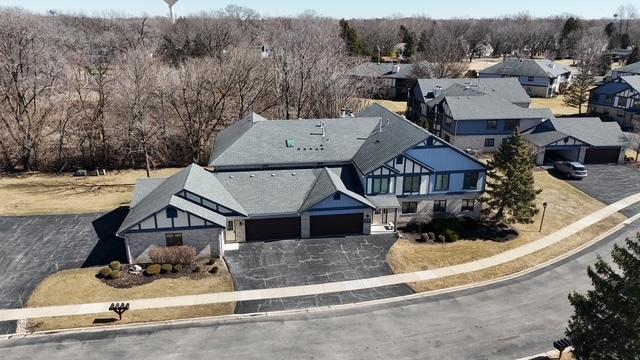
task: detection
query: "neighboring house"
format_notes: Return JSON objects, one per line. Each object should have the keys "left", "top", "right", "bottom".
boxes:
{"left": 609, "top": 61, "right": 640, "bottom": 81}
{"left": 408, "top": 77, "right": 551, "bottom": 152}
{"left": 350, "top": 62, "right": 416, "bottom": 100}
{"left": 522, "top": 117, "right": 628, "bottom": 165}
{"left": 118, "top": 104, "right": 487, "bottom": 263}
{"left": 478, "top": 58, "right": 572, "bottom": 98}
{"left": 609, "top": 48, "right": 634, "bottom": 64}
{"left": 588, "top": 75, "right": 640, "bottom": 131}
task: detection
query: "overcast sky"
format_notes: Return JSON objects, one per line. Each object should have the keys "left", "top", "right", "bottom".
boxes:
{"left": 0, "top": 0, "right": 627, "bottom": 19}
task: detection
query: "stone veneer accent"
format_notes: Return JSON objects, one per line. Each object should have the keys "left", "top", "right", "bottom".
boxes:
{"left": 124, "top": 227, "right": 222, "bottom": 263}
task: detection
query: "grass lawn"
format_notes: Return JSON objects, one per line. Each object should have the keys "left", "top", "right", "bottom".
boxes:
{"left": 362, "top": 99, "right": 408, "bottom": 114}
{"left": 387, "top": 170, "right": 626, "bottom": 292}
{"left": 26, "top": 261, "right": 235, "bottom": 332}
{"left": 530, "top": 96, "right": 585, "bottom": 116}
{"left": 0, "top": 168, "right": 180, "bottom": 216}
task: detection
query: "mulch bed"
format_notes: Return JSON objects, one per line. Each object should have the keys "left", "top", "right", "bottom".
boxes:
{"left": 100, "top": 263, "right": 221, "bottom": 289}
{"left": 399, "top": 218, "right": 518, "bottom": 244}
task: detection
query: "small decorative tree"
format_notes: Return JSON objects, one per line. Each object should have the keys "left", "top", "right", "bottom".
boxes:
{"left": 483, "top": 131, "right": 542, "bottom": 224}
{"left": 563, "top": 67, "right": 595, "bottom": 114}
{"left": 566, "top": 233, "right": 640, "bottom": 359}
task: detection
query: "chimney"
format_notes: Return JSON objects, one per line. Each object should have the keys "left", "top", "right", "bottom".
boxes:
{"left": 391, "top": 63, "right": 400, "bottom": 73}
{"left": 378, "top": 118, "right": 383, "bottom": 133}
{"left": 433, "top": 86, "right": 442, "bottom": 98}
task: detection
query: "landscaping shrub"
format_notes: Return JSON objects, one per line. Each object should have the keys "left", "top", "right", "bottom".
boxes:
{"left": 207, "top": 258, "right": 216, "bottom": 265}
{"left": 108, "top": 270, "right": 121, "bottom": 279}
{"left": 161, "top": 264, "right": 173, "bottom": 274}
{"left": 443, "top": 229, "right": 459, "bottom": 242}
{"left": 416, "top": 234, "right": 428, "bottom": 243}
{"left": 193, "top": 265, "right": 204, "bottom": 273}
{"left": 145, "top": 264, "right": 162, "bottom": 276}
{"left": 436, "top": 234, "right": 446, "bottom": 243}
{"left": 427, "top": 232, "right": 436, "bottom": 241}
{"left": 173, "top": 264, "right": 183, "bottom": 273}
{"left": 97, "top": 267, "right": 113, "bottom": 278}
{"left": 209, "top": 265, "right": 218, "bottom": 274}
{"left": 109, "top": 261, "right": 121, "bottom": 271}
{"left": 149, "top": 246, "right": 197, "bottom": 265}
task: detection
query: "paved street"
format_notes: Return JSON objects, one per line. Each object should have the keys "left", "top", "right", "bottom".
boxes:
{"left": 225, "top": 234, "right": 412, "bottom": 313}
{"left": 560, "top": 164, "right": 640, "bottom": 217}
{"left": 3, "top": 221, "right": 637, "bottom": 359}
{"left": 0, "top": 209, "right": 127, "bottom": 335}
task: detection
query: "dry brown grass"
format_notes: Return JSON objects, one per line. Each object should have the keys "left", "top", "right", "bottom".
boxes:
{"left": 363, "top": 99, "right": 408, "bottom": 114}
{"left": 530, "top": 96, "right": 585, "bottom": 116}
{"left": 387, "top": 170, "right": 626, "bottom": 292}
{"left": 26, "top": 261, "right": 235, "bottom": 332}
{"left": 0, "top": 168, "right": 181, "bottom": 216}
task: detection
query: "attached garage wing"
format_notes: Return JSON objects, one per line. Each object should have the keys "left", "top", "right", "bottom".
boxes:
{"left": 245, "top": 217, "right": 301, "bottom": 241}
{"left": 584, "top": 147, "right": 621, "bottom": 164}
{"left": 310, "top": 213, "right": 363, "bottom": 237}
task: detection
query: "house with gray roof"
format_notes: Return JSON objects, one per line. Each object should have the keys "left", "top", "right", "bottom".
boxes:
{"left": 349, "top": 62, "right": 417, "bottom": 100}
{"left": 408, "top": 77, "right": 551, "bottom": 152}
{"left": 609, "top": 61, "right": 640, "bottom": 80}
{"left": 522, "top": 117, "right": 628, "bottom": 165}
{"left": 588, "top": 75, "right": 640, "bottom": 131}
{"left": 118, "top": 104, "right": 487, "bottom": 263}
{"left": 478, "top": 58, "right": 572, "bottom": 98}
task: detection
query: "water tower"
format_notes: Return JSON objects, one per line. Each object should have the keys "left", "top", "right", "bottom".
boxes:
{"left": 163, "top": 0, "right": 178, "bottom": 24}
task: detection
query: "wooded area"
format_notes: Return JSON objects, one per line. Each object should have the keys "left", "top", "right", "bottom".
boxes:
{"left": 0, "top": 5, "right": 638, "bottom": 172}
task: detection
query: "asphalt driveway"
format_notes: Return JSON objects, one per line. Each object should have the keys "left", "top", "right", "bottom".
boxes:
{"left": 559, "top": 164, "right": 640, "bottom": 217}
{"left": 225, "top": 234, "right": 412, "bottom": 313}
{"left": 0, "top": 208, "right": 127, "bottom": 334}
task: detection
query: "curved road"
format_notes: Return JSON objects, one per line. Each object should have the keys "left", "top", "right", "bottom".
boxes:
{"left": 2, "top": 221, "right": 638, "bottom": 360}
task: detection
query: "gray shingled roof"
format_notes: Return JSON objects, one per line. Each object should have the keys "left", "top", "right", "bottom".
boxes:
{"left": 621, "top": 75, "right": 640, "bottom": 92}
{"left": 352, "top": 104, "right": 431, "bottom": 174}
{"left": 209, "top": 113, "right": 266, "bottom": 166}
{"left": 367, "top": 195, "right": 401, "bottom": 209}
{"left": 417, "top": 77, "right": 531, "bottom": 105}
{"left": 614, "top": 61, "right": 640, "bottom": 75}
{"left": 350, "top": 62, "right": 416, "bottom": 79}
{"left": 118, "top": 164, "right": 245, "bottom": 234}
{"left": 209, "top": 117, "right": 380, "bottom": 168}
{"left": 213, "top": 166, "right": 366, "bottom": 216}
{"left": 523, "top": 117, "right": 628, "bottom": 147}
{"left": 131, "top": 178, "right": 165, "bottom": 206}
{"left": 299, "top": 168, "right": 373, "bottom": 212}
{"left": 479, "top": 59, "right": 570, "bottom": 78}
{"left": 444, "top": 96, "right": 552, "bottom": 121}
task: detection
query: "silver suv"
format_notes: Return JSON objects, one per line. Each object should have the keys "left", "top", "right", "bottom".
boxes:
{"left": 554, "top": 161, "right": 588, "bottom": 179}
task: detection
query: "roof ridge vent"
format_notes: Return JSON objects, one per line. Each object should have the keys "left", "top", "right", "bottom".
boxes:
{"left": 249, "top": 174, "right": 255, "bottom": 177}
{"left": 270, "top": 173, "right": 276, "bottom": 177}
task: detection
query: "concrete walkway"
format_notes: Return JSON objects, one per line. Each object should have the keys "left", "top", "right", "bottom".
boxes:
{"left": 2, "top": 191, "right": 640, "bottom": 323}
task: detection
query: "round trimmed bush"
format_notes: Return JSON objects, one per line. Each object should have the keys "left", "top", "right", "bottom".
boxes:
{"left": 161, "top": 264, "right": 173, "bottom": 274}
{"left": 209, "top": 265, "right": 218, "bottom": 274}
{"left": 145, "top": 264, "right": 161, "bottom": 276}
{"left": 428, "top": 232, "right": 436, "bottom": 241}
{"left": 435, "top": 234, "right": 446, "bottom": 243}
{"left": 193, "top": 265, "right": 204, "bottom": 273}
{"left": 108, "top": 270, "right": 121, "bottom": 279}
{"left": 109, "top": 261, "right": 121, "bottom": 271}
{"left": 173, "top": 264, "right": 183, "bottom": 273}
{"left": 416, "top": 234, "right": 428, "bottom": 243}
{"left": 443, "top": 229, "right": 459, "bottom": 242}
{"left": 97, "top": 267, "right": 113, "bottom": 278}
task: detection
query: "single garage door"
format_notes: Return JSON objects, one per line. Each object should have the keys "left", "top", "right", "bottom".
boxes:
{"left": 245, "top": 217, "right": 301, "bottom": 241}
{"left": 310, "top": 213, "right": 363, "bottom": 237}
{"left": 584, "top": 147, "right": 620, "bottom": 164}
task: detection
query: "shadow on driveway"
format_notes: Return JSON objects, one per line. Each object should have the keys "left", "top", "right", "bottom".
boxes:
{"left": 83, "top": 207, "right": 129, "bottom": 267}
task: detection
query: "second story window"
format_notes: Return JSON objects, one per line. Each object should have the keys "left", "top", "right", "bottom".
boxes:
{"left": 487, "top": 120, "right": 497, "bottom": 130}
{"left": 403, "top": 175, "right": 421, "bottom": 194}
{"left": 463, "top": 172, "right": 479, "bottom": 190}
{"left": 371, "top": 177, "right": 390, "bottom": 194}
{"left": 166, "top": 207, "right": 178, "bottom": 219}
{"left": 396, "top": 156, "right": 403, "bottom": 165}
{"left": 434, "top": 174, "right": 449, "bottom": 191}
{"left": 504, "top": 119, "right": 519, "bottom": 131}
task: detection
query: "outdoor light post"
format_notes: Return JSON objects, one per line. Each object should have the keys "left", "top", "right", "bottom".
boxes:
{"left": 539, "top": 202, "right": 548, "bottom": 233}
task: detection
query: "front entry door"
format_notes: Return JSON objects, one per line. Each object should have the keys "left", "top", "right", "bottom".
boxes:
{"left": 225, "top": 220, "right": 236, "bottom": 242}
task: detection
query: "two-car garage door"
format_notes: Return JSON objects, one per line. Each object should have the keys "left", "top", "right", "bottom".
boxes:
{"left": 583, "top": 147, "right": 621, "bottom": 164}
{"left": 310, "top": 213, "right": 363, "bottom": 237}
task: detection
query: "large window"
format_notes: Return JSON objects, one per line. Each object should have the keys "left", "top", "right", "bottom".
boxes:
{"left": 484, "top": 138, "right": 495, "bottom": 147}
{"left": 165, "top": 233, "right": 183, "bottom": 247}
{"left": 504, "top": 119, "right": 519, "bottom": 131}
{"left": 486, "top": 120, "right": 497, "bottom": 130}
{"left": 371, "top": 177, "right": 390, "bottom": 194}
{"left": 433, "top": 200, "right": 447, "bottom": 213}
{"left": 402, "top": 201, "right": 418, "bottom": 214}
{"left": 434, "top": 174, "right": 449, "bottom": 191}
{"left": 461, "top": 199, "right": 475, "bottom": 212}
{"left": 403, "top": 175, "right": 421, "bottom": 193}
{"left": 463, "top": 172, "right": 479, "bottom": 190}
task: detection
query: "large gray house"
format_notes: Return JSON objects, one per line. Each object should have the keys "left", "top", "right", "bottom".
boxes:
{"left": 408, "top": 77, "right": 552, "bottom": 152}
{"left": 588, "top": 75, "right": 640, "bottom": 131}
{"left": 117, "top": 104, "right": 487, "bottom": 263}
{"left": 349, "top": 62, "right": 417, "bottom": 100}
{"left": 478, "top": 58, "right": 572, "bottom": 98}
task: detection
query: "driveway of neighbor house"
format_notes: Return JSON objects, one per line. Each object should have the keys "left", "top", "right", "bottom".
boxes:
{"left": 560, "top": 164, "right": 640, "bottom": 217}
{"left": 225, "top": 234, "right": 412, "bottom": 313}
{"left": 0, "top": 209, "right": 127, "bottom": 335}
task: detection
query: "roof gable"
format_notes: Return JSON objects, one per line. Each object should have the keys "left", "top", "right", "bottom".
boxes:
{"left": 479, "top": 59, "right": 570, "bottom": 78}
{"left": 299, "top": 168, "right": 374, "bottom": 212}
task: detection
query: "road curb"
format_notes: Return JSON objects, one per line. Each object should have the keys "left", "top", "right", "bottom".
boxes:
{"left": 4, "top": 212, "right": 637, "bottom": 341}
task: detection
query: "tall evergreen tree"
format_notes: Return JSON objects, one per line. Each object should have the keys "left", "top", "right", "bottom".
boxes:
{"left": 483, "top": 131, "right": 542, "bottom": 224}
{"left": 338, "top": 19, "right": 363, "bottom": 56}
{"left": 399, "top": 25, "right": 417, "bottom": 59}
{"left": 417, "top": 30, "right": 429, "bottom": 53}
{"left": 566, "top": 234, "right": 640, "bottom": 359}
{"left": 627, "top": 45, "right": 640, "bottom": 65}
{"left": 563, "top": 69, "right": 595, "bottom": 114}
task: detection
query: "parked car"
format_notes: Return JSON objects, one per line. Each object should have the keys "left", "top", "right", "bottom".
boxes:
{"left": 554, "top": 161, "right": 588, "bottom": 179}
